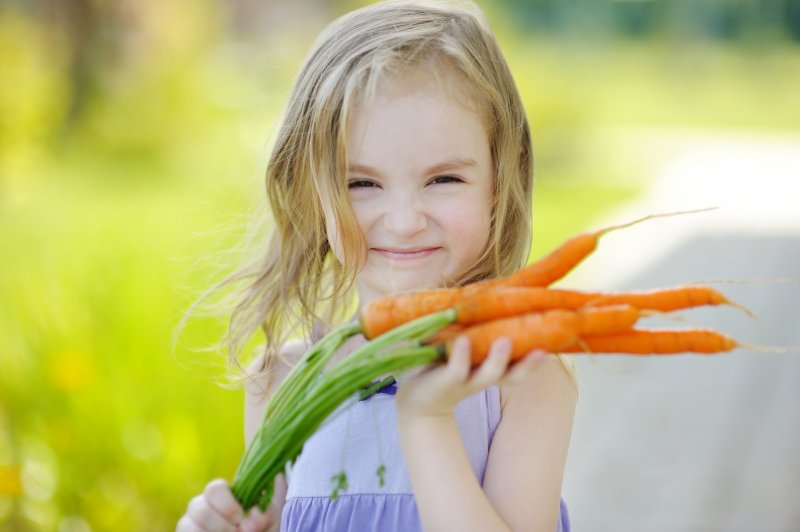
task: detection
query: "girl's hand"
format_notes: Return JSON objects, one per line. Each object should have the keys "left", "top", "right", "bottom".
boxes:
{"left": 395, "top": 336, "right": 545, "bottom": 419}
{"left": 176, "top": 479, "right": 276, "bottom": 532}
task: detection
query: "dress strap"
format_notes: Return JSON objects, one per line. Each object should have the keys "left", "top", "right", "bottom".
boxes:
{"left": 485, "top": 385, "right": 501, "bottom": 440}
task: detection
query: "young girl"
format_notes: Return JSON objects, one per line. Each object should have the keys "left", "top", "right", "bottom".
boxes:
{"left": 177, "top": 1, "right": 577, "bottom": 530}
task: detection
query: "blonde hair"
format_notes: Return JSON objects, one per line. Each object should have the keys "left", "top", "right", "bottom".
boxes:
{"left": 184, "top": 0, "right": 533, "bottom": 386}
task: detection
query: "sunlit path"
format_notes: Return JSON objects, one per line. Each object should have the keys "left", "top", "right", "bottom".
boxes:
{"left": 562, "top": 130, "right": 800, "bottom": 532}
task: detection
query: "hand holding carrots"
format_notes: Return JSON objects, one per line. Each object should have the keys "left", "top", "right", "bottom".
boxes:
{"left": 396, "top": 336, "right": 546, "bottom": 419}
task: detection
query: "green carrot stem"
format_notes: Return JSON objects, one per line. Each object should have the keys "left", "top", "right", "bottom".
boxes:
{"left": 232, "top": 343, "right": 439, "bottom": 502}
{"left": 235, "top": 320, "right": 361, "bottom": 478}
{"left": 230, "top": 309, "right": 454, "bottom": 509}
{"left": 259, "top": 322, "right": 360, "bottom": 427}
{"left": 232, "top": 345, "right": 439, "bottom": 507}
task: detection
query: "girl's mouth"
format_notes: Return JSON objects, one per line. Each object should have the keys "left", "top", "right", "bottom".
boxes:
{"left": 371, "top": 247, "right": 441, "bottom": 261}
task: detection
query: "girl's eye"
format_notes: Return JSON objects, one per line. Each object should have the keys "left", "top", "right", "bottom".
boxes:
{"left": 430, "top": 175, "right": 463, "bottom": 185}
{"left": 348, "top": 179, "right": 379, "bottom": 189}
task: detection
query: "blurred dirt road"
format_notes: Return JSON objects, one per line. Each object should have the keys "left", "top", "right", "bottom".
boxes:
{"left": 561, "top": 131, "right": 800, "bottom": 532}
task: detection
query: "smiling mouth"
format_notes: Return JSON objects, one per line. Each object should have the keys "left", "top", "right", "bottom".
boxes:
{"left": 372, "top": 247, "right": 440, "bottom": 260}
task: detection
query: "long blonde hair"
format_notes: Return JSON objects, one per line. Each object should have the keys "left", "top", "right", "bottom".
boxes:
{"left": 183, "top": 0, "right": 534, "bottom": 386}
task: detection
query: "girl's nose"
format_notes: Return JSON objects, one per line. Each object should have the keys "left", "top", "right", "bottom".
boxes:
{"left": 382, "top": 195, "right": 428, "bottom": 237}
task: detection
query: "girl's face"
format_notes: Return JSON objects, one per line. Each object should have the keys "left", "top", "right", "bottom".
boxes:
{"left": 335, "top": 71, "right": 493, "bottom": 303}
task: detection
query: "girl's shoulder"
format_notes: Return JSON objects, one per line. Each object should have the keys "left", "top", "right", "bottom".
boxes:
{"left": 245, "top": 340, "right": 310, "bottom": 386}
{"left": 245, "top": 340, "right": 309, "bottom": 397}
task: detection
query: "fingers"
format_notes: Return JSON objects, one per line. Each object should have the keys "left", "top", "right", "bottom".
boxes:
{"left": 184, "top": 495, "right": 237, "bottom": 532}
{"left": 467, "top": 336, "right": 511, "bottom": 391}
{"left": 398, "top": 337, "right": 544, "bottom": 417}
{"left": 239, "top": 506, "right": 276, "bottom": 532}
{"left": 176, "top": 515, "right": 206, "bottom": 532}
{"left": 443, "top": 335, "right": 512, "bottom": 395}
{"left": 178, "top": 479, "right": 242, "bottom": 532}
{"left": 204, "top": 479, "right": 244, "bottom": 525}
{"left": 443, "top": 336, "right": 472, "bottom": 384}
{"left": 453, "top": 336, "right": 546, "bottom": 390}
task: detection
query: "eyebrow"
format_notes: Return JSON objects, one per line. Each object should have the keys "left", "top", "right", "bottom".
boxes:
{"left": 347, "top": 157, "right": 478, "bottom": 176}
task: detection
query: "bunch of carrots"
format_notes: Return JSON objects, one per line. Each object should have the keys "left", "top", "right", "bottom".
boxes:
{"left": 231, "top": 211, "right": 746, "bottom": 510}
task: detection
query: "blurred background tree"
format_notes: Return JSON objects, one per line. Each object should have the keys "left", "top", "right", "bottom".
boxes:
{"left": 1, "top": 0, "right": 798, "bottom": 529}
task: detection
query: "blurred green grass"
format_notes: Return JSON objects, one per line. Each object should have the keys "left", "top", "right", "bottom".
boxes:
{"left": 2, "top": 5, "right": 799, "bottom": 529}
{"left": 0, "top": 158, "right": 633, "bottom": 531}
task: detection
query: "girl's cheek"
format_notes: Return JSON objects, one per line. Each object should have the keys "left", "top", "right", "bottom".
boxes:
{"left": 350, "top": 201, "right": 378, "bottom": 239}
{"left": 442, "top": 197, "right": 491, "bottom": 237}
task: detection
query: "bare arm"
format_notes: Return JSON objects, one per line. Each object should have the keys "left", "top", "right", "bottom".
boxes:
{"left": 396, "top": 337, "right": 577, "bottom": 532}
{"left": 483, "top": 355, "right": 577, "bottom": 530}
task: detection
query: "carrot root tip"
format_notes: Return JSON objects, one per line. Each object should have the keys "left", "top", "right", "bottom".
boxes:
{"left": 596, "top": 207, "right": 719, "bottom": 237}
{"left": 728, "top": 299, "right": 757, "bottom": 320}
{"left": 738, "top": 341, "right": 797, "bottom": 354}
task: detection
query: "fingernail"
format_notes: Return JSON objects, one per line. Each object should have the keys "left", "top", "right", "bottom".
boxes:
{"left": 496, "top": 336, "right": 512, "bottom": 350}
{"left": 455, "top": 335, "right": 470, "bottom": 350}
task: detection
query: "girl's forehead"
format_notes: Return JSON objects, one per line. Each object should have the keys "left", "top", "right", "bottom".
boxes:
{"left": 348, "top": 77, "right": 486, "bottom": 146}
{"left": 354, "top": 64, "right": 486, "bottom": 121}
{"left": 342, "top": 70, "right": 492, "bottom": 182}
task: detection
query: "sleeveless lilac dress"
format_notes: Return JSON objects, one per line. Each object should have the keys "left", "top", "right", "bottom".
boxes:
{"left": 280, "top": 380, "right": 570, "bottom": 531}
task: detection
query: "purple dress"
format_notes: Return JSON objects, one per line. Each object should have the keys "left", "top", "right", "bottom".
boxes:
{"left": 280, "top": 381, "right": 570, "bottom": 531}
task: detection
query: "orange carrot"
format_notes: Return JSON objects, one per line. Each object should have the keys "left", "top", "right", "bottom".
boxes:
{"left": 582, "top": 285, "right": 751, "bottom": 316}
{"left": 564, "top": 329, "right": 738, "bottom": 355}
{"left": 449, "top": 310, "right": 579, "bottom": 364}
{"left": 425, "top": 323, "right": 465, "bottom": 345}
{"left": 454, "top": 285, "right": 740, "bottom": 325}
{"left": 496, "top": 209, "right": 716, "bottom": 289}
{"left": 575, "top": 305, "right": 641, "bottom": 335}
{"left": 362, "top": 282, "right": 737, "bottom": 339}
{"left": 360, "top": 288, "right": 459, "bottom": 340}
{"left": 453, "top": 287, "right": 579, "bottom": 325}
{"left": 443, "top": 305, "right": 643, "bottom": 363}
{"left": 361, "top": 286, "right": 581, "bottom": 339}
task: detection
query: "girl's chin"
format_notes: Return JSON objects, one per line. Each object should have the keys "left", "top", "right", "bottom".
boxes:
{"left": 361, "top": 269, "right": 448, "bottom": 295}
